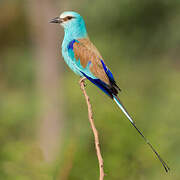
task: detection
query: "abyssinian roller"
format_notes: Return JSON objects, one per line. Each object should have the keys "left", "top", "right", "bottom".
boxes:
{"left": 50, "top": 11, "right": 170, "bottom": 172}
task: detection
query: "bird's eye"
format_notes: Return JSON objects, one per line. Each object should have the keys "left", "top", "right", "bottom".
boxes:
{"left": 63, "top": 16, "right": 74, "bottom": 22}
{"left": 67, "top": 16, "right": 73, "bottom": 20}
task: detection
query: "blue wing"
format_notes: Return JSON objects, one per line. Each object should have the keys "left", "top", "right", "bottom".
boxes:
{"left": 67, "top": 38, "right": 121, "bottom": 98}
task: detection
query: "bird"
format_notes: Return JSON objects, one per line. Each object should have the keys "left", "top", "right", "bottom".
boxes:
{"left": 50, "top": 11, "right": 170, "bottom": 172}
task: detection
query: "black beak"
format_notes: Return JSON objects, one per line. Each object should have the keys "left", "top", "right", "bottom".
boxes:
{"left": 49, "top": 17, "right": 62, "bottom": 24}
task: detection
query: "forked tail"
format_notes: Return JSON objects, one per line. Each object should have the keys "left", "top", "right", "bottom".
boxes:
{"left": 113, "top": 95, "right": 170, "bottom": 173}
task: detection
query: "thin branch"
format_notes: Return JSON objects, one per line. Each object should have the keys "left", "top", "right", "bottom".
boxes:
{"left": 79, "top": 77, "right": 105, "bottom": 180}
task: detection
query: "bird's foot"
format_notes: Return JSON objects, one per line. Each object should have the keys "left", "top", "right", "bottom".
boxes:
{"left": 79, "top": 77, "right": 87, "bottom": 86}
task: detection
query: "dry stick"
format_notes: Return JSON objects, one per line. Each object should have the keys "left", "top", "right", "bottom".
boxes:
{"left": 79, "top": 77, "right": 105, "bottom": 180}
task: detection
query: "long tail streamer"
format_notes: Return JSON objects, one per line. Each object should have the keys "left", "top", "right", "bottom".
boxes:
{"left": 113, "top": 95, "right": 170, "bottom": 173}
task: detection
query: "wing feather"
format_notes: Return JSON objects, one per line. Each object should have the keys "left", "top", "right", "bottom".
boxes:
{"left": 73, "top": 38, "right": 110, "bottom": 85}
{"left": 68, "top": 38, "right": 120, "bottom": 97}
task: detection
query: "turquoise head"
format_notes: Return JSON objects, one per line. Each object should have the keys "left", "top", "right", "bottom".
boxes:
{"left": 50, "top": 11, "right": 88, "bottom": 39}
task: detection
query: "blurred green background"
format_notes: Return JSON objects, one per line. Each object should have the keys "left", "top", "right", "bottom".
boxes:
{"left": 0, "top": 0, "right": 179, "bottom": 179}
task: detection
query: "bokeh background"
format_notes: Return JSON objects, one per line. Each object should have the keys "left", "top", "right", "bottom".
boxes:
{"left": 0, "top": 0, "right": 180, "bottom": 179}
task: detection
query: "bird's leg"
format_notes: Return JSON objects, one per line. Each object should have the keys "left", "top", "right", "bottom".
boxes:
{"left": 79, "top": 77, "right": 87, "bottom": 86}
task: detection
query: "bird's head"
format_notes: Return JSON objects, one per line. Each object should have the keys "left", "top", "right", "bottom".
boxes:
{"left": 50, "top": 11, "right": 87, "bottom": 38}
